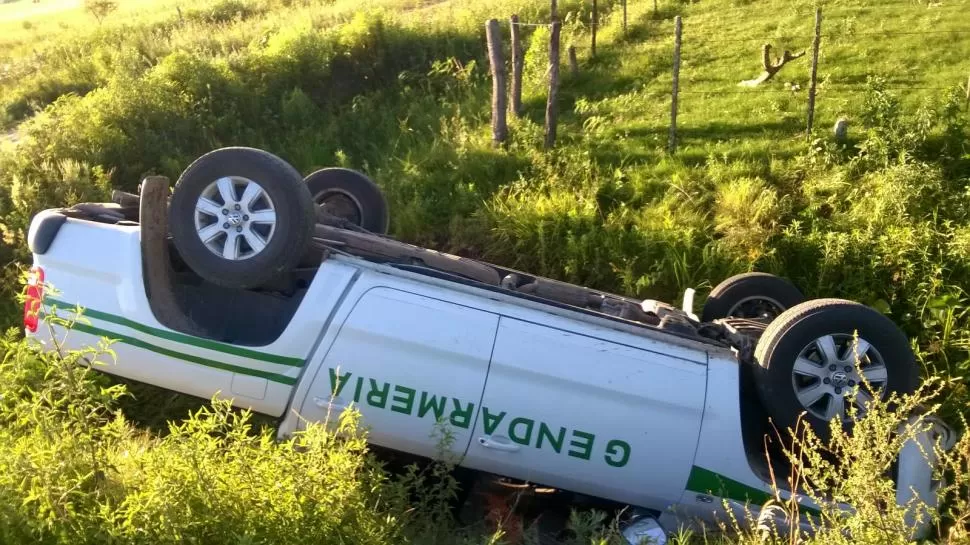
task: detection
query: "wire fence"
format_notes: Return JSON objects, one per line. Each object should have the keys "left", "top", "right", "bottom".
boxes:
{"left": 483, "top": 0, "right": 970, "bottom": 150}
{"left": 682, "top": 29, "right": 970, "bottom": 46}
{"left": 652, "top": 2, "right": 969, "bottom": 150}
{"left": 676, "top": 0, "right": 970, "bottom": 18}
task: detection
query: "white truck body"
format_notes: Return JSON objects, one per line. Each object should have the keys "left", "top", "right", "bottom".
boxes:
{"left": 26, "top": 212, "right": 945, "bottom": 537}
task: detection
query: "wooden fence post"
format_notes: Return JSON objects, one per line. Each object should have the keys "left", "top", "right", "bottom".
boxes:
{"left": 965, "top": 73, "right": 970, "bottom": 111}
{"left": 622, "top": 0, "right": 627, "bottom": 33}
{"left": 591, "top": 0, "right": 598, "bottom": 57}
{"left": 545, "top": 20, "right": 562, "bottom": 149}
{"left": 668, "top": 16, "right": 682, "bottom": 153}
{"left": 806, "top": 8, "right": 822, "bottom": 138}
{"left": 568, "top": 45, "right": 578, "bottom": 75}
{"left": 486, "top": 19, "right": 507, "bottom": 146}
{"left": 654, "top": 0, "right": 658, "bottom": 15}
{"left": 510, "top": 14, "right": 524, "bottom": 117}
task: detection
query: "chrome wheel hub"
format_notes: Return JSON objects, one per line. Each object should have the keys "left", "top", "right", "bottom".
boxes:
{"left": 193, "top": 176, "right": 277, "bottom": 261}
{"left": 829, "top": 371, "right": 849, "bottom": 388}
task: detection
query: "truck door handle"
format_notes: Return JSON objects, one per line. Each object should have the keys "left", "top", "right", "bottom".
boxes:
{"left": 478, "top": 436, "right": 520, "bottom": 452}
{"left": 313, "top": 396, "right": 332, "bottom": 408}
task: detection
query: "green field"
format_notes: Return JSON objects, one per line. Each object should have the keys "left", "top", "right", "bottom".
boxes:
{"left": 0, "top": 0, "right": 969, "bottom": 542}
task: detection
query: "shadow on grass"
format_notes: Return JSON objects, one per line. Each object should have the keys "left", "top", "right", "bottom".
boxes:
{"left": 583, "top": 121, "right": 806, "bottom": 168}
{"left": 624, "top": 119, "right": 802, "bottom": 139}
{"left": 617, "top": 2, "right": 684, "bottom": 44}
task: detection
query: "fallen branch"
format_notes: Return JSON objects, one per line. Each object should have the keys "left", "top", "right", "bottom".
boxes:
{"left": 739, "top": 43, "right": 806, "bottom": 87}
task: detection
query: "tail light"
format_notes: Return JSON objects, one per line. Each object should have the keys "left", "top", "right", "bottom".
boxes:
{"left": 23, "top": 266, "right": 44, "bottom": 333}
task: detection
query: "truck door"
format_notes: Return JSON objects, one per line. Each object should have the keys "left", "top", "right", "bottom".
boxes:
{"left": 298, "top": 286, "right": 498, "bottom": 459}
{"left": 462, "top": 316, "right": 708, "bottom": 510}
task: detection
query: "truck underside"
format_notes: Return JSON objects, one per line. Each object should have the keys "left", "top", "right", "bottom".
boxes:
{"left": 46, "top": 186, "right": 766, "bottom": 359}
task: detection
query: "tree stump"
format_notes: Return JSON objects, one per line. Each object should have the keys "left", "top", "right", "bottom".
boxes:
{"left": 739, "top": 44, "right": 806, "bottom": 87}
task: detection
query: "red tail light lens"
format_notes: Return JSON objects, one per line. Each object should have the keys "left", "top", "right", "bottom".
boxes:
{"left": 23, "top": 266, "right": 44, "bottom": 333}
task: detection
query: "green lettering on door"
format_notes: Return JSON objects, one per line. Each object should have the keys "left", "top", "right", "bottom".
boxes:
{"left": 328, "top": 368, "right": 352, "bottom": 397}
{"left": 568, "top": 430, "right": 595, "bottom": 460}
{"left": 353, "top": 376, "right": 364, "bottom": 403}
{"left": 604, "top": 439, "right": 631, "bottom": 468}
{"left": 417, "top": 392, "right": 447, "bottom": 420}
{"left": 449, "top": 398, "right": 474, "bottom": 429}
{"left": 367, "top": 379, "right": 390, "bottom": 409}
{"left": 482, "top": 407, "right": 506, "bottom": 435}
{"left": 508, "top": 417, "right": 535, "bottom": 446}
{"left": 537, "top": 423, "right": 566, "bottom": 453}
{"left": 390, "top": 385, "right": 416, "bottom": 415}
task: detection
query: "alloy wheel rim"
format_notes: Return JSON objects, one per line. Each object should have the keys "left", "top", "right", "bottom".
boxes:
{"left": 790, "top": 333, "right": 889, "bottom": 422}
{"left": 194, "top": 176, "right": 277, "bottom": 261}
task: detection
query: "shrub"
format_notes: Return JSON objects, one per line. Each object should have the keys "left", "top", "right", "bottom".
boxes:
{"left": 3, "top": 313, "right": 967, "bottom": 545}
{"left": 184, "top": 0, "right": 261, "bottom": 24}
{"left": 713, "top": 177, "right": 785, "bottom": 262}
{"left": 0, "top": 312, "right": 469, "bottom": 545}
{"left": 84, "top": 0, "right": 118, "bottom": 25}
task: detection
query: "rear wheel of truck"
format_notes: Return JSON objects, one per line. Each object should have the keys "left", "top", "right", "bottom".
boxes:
{"left": 753, "top": 299, "right": 919, "bottom": 442}
{"left": 305, "top": 167, "right": 389, "bottom": 234}
{"left": 169, "top": 147, "right": 315, "bottom": 289}
{"left": 702, "top": 272, "right": 804, "bottom": 323}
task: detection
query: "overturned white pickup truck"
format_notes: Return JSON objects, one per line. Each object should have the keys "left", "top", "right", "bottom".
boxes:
{"left": 24, "top": 147, "right": 954, "bottom": 542}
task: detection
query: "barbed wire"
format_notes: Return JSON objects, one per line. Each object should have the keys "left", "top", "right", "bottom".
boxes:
{"left": 683, "top": 35, "right": 814, "bottom": 45}
{"left": 510, "top": 25, "right": 970, "bottom": 44}
{"left": 841, "top": 28, "right": 970, "bottom": 37}
{"left": 509, "top": 21, "right": 551, "bottom": 27}
{"left": 676, "top": 89, "right": 797, "bottom": 95}
{"left": 673, "top": 85, "right": 955, "bottom": 96}
{"left": 508, "top": 20, "right": 611, "bottom": 27}
{"left": 677, "top": 27, "right": 970, "bottom": 46}
{"left": 496, "top": 3, "right": 967, "bottom": 102}
{"left": 676, "top": 1, "right": 970, "bottom": 18}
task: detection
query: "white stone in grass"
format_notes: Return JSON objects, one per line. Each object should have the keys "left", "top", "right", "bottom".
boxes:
{"left": 834, "top": 118, "right": 849, "bottom": 142}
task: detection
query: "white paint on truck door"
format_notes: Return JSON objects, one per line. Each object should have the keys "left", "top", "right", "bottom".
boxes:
{"left": 299, "top": 287, "right": 498, "bottom": 459}
{"left": 463, "top": 317, "right": 707, "bottom": 510}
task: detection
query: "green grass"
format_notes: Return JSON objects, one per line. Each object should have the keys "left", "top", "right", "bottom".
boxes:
{"left": 3, "top": 319, "right": 970, "bottom": 545}
{"left": 0, "top": 0, "right": 969, "bottom": 541}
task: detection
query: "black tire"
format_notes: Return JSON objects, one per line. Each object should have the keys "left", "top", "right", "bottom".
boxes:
{"left": 702, "top": 272, "right": 805, "bottom": 323}
{"left": 169, "top": 147, "right": 315, "bottom": 290}
{"left": 304, "top": 167, "right": 389, "bottom": 234}
{"left": 753, "top": 299, "right": 919, "bottom": 442}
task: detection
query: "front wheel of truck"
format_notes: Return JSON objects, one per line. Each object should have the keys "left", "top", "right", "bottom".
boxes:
{"left": 753, "top": 298, "right": 919, "bottom": 442}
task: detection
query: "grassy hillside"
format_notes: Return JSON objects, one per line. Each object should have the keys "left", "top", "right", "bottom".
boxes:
{"left": 1, "top": 0, "right": 969, "bottom": 542}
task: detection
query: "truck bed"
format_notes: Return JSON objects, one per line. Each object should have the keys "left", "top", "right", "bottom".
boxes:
{"left": 30, "top": 196, "right": 737, "bottom": 356}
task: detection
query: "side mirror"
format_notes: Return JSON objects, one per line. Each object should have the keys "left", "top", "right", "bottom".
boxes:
{"left": 897, "top": 414, "right": 958, "bottom": 540}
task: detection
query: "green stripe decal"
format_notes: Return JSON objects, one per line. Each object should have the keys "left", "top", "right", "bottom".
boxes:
{"left": 64, "top": 319, "right": 297, "bottom": 385}
{"left": 45, "top": 298, "right": 303, "bottom": 367}
{"left": 687, "top": 465, "right": 821, "bottom": 515}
